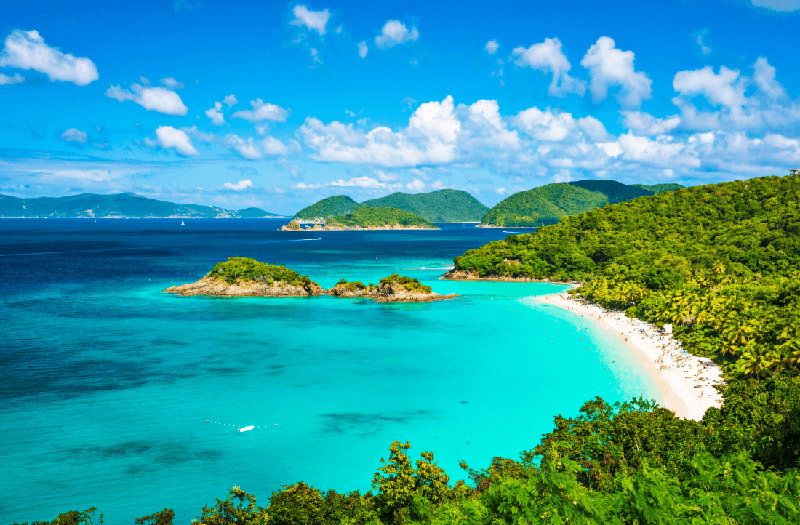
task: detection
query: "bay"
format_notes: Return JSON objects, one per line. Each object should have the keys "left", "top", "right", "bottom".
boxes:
{"left": 0, "top": 219, "right": 660, "bottom": 524}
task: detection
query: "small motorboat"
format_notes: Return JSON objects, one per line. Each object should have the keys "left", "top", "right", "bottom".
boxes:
{"left": 238, "top": 425, "right": 255, "bottom": 433}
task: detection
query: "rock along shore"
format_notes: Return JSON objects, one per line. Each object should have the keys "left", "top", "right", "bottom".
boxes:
{"left": 440, "top": 269, "right": 580, "bottom": 285}
{"left": 164, "top": 277, "right": 456, "bottom": 302}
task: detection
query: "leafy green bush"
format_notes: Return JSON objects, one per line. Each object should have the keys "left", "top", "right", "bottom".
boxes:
{"left": 207, "top": 257, "right": 316, "bottom": 287}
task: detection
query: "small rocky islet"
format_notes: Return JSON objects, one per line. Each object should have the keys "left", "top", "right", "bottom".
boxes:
{"left": 163, "top": 257, "right": 456, "bottom": 302}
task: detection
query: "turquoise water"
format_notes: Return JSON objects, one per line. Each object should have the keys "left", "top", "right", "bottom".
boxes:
{"left": 0, "top": 220, "right": 660, "bottom": 524}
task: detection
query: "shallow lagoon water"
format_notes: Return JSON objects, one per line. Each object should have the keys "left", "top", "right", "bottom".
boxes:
{"left": 0, "top": 219, "right": 660, "bottom": 524}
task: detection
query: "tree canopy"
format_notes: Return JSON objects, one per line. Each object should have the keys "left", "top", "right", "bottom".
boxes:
{"left": 327, "top": 207, "right": 435, "bottom": 228}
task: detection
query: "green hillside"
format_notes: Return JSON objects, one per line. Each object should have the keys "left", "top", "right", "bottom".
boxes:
{"left": 236, "top": 207, "right": 280, "bottom": 218}
{"left": 481, "top": 180, "right": 685, "bottom": 227}
{"left": 360, "top": 189, "right": 489, "bottom": 222}
{"left": 293, "top": 195, "right": 359, "bottom": 220}
{"left": 327, "top": 206, "right": 435, "bottom": 228}
{"left": 481, "top": 183, "right": 609, "bottom": 227}
{"left": 0, "top": 192, "right": 282, "bottom": 218}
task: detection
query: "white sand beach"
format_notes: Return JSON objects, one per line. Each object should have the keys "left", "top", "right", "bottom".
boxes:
{"left": 538, "top": 291, "right": 725, "bottom": 421}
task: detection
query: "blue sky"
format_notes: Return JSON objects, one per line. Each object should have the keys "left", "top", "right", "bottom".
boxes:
{"left": 1, "top": 0, "right": 799, "bottom": 214}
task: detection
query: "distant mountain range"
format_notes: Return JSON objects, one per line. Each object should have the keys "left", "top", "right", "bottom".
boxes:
{"left": 481, "top": 181, "right": 684, "bottom": 227}
{"left": 0, "top": 193, "right": 284, "bottom": 218}
{"left": 294, "top": 189, "right": 489, "bottom": 223}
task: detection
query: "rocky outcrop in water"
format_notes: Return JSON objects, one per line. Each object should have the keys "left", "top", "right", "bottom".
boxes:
{"left": 163, "top": 277, "right": 324, "bottom": 297}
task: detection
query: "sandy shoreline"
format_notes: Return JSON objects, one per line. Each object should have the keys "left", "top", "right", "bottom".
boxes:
{"left": 536, "top": 291, "right": 725, "bottom": 421}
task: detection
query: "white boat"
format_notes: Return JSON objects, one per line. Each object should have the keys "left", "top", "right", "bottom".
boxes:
{"left": 238, "top": 425, "right": 255, "bottom": 433}
{"left": 181, "top": 220, "right": 185, "bottom": 226}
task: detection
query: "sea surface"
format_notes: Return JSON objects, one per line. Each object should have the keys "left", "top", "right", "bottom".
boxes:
{"left": 0, "top": 219, "right": 660, "bottom": 524}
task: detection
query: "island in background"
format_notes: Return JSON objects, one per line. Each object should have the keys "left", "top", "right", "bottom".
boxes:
{"left": 281, "top": 206, "right": 437, "bottom": 231}
{"left": 0, "top": 192, "right": 284, "bottom": 219}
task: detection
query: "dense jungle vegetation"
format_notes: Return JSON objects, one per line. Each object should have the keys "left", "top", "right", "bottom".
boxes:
{"left": 327, "top": 207, "right": 435, "bottom": 228}
{"left": 481, "top": 180, "right": 683, "bottom": 227}
{"left": 379, "top": 274, "right": 432, "bottom": 294}
{"left": 208, "top": 257, "right": 317, "bottom": 287}
{"left": 15, "top": 176, "right": 800, "bottom": 524}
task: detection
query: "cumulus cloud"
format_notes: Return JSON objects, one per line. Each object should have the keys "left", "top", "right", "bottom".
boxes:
{"left": 160, "top": 77, "right": 184, "bottom": 89}
{"left": 206, "top": 102, "right": 224, "bottom": 125}
{"left": 581, "top": 36, "right": 652, "bottom": 108}
{"left": 262, "top": 136, "right": 291, "bottom": 156}
{"left": 145, "top": 126, "right": 198, "bottom": 156}
{"left": 61, "top": 128, "right": 88, "bottom": 144}
{"left": 0, "top": 72, "right": 24, "bottom": 85}
{"left": 0, "top": 30, "right": 98, "bottom": 85}
{"left": 512, "top": 38, "right": 586, "bottom": 97}
{"left": 375, "top": 20, "right": 419, "bottom": 49}
{"left": 358, "top": 41, "right": 368, "bottom": 58}
{"left": 226, "top": 134, "right": 262, "bottom": 160}
{"left": 223, "top": 94, "right": 238, "bottom": 107}
{"left": 406, "top": 178, "right": 425, "bottom": 192}
{"left": 621, "top": 111, "right": 681, "bottom": 135}
{"left": 671, "top": 57, "right": 800, "bottom": 132}
{"left": 223, "top": 180, "right": 253, "bottom": 190}
{"left": 290, "top": 5, "right": 331, "bottom": 35}
{"left": 232, "top": 99, "right": 290, "bottom": 122}
{"left": 484, "top": 40, "right": 498, "bottom": 55}
{"left": 106, "top": 83, "right": 188, "bottom": 116}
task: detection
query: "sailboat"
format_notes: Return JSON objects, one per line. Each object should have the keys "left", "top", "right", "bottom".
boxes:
{"left": 181, "top": 220, "right": 185, "bottom": 226}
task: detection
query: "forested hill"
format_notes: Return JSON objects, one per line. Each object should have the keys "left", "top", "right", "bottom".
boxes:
{"left": 481, "top": 180, "right": 684, "bottom": 227}
{"left": 0, "top": 193, "right": 282, "bottom": 218}
{"left": 327, "top": 206, "right": 435, "bottom": 228}
{"left": 360, "top": 189, "right": 489, "bottom": 222}
{"left": 293, "top": 195, "right": 360, "bottom": 220}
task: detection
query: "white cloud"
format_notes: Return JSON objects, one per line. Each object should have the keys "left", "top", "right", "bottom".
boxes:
{"left": 514, "top": 107, "right": 577, "bottom": 141}
{"left": 292, "top": 182, "right": 325, "bottom": 189}
{"left": 331, "top": 176, "right": 389, "bottom": 189}
{"left": 373, "top": 169, "right": 401, "bottom": 182}
{"left": 145, "top": 126, "right": 198, "bottom": 156}
{"left": 495, "top": 187, "right": 506, "bottom": 194}
{"left": 61, "top": 128, "right": 88, "bottom": 144}
{"left": 0, "top": 72, "right": 24, "bottom": 85}
{"left": 484, "top": 40, "right": 498, "bottom": 55}
{"left": 0, "top": 30, "right": 98, "bottom": 85}
{"left": 232, "top": 99, "right": 290, "bottom": 122}
{"left": 290, "top": 5, "right": 331, "bottom": 35}
{"left": 106, "top": 83, "right": 188, "bottom": 116}
{"left": 406, "top": 178, "right": 425, "bottom": 192}
{"left": 206, "top": 102, "right": 224, "bottom": 125}
{"left": 160, "top": 77, "right": 184, "bottom": 89}
{"left": 671, "top": 58, "right": 800, "bottom": 132}
{"left": 226, "top": 134, "right": 262, "bottom": 160}
{"left": 223, "top": 94, "right": 238, "bottom": 107}
{"left": 580, "top": 36, "right": 652, "bottom": 108}
{"left": 751, "top": 0, "right": 800, "bottom": 11}
{"left": 375, "top": 20, "right": 419, "bottom": 49}
{"left": 223, "top": 180, "right": 253, "bottom": 190}
{"left": 512, "top": 38, "right": 586, "bottom": 97}
{"left": 358, "top": 41, "right": 368, "bottom": 58}
{"left": 752, "top": 57, "right": 788, "bottom": 101}
{"left": 262, "top": 136, "right": 291, "bottom": 156}
{"left": 183, "top": 125, "right": 214, "bottom": 143}
{"left": 621, "top": 111, "right": 681, "bottom": 135}
{"left": 401, "top": 97, "right": 417, "bottom": 110}
{"left": 695, "top": 29, "right": 712, "bottom": 56}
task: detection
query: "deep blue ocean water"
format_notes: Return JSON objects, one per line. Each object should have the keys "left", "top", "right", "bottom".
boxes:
{"left": 0, "top": 219, "right": 660, "bottom": 524}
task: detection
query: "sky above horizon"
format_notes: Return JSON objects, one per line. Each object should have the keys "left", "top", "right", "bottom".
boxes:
{"left": 1, "top": 0, "right": 799, "bottom": 214}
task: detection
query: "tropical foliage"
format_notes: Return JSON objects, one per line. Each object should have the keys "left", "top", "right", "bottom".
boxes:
{"left": 327, "top": 207, "right": 435, "bottom": 228}
{"left": 207, "top": 257, "right": 316, "bottom": 287}
{"left": 361, "top": 189, "right": 489, "bottom": 223}
{"left": 480, "top": 180, "right": 684, "bottom": 227}
{"left": 293, "top": 195, "right": 360, "bottom": 220}
{"left": 379, "top": 274, "right": 433, "bottom": 293}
